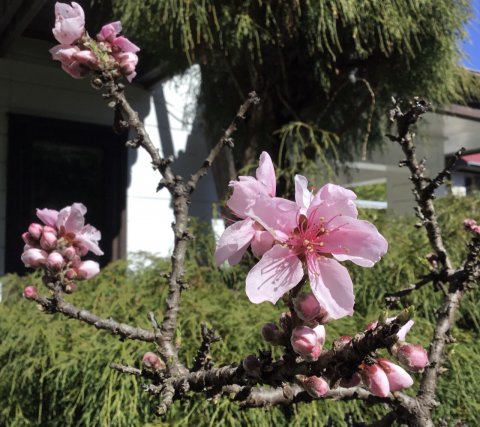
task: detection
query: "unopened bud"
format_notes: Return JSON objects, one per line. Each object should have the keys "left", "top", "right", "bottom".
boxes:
{"left": 40, "top": 231, "right": 57, "bottom": 251}
{"left": 261, "top": 322, "right": 284, "bottom": 345}
{"left": 394, "top": 343, "right": 428, "bottom": 372}
{"left": 23, "top": 286, "right": 38, "bottom": 299}
{"left": 75, "top": 243, "right": 89, "bottom": 257}
{"left": 377, "top": 358, "right": 413, "bottom": 391}
{"left": 293, "top": 292, "right": 330, "bottom": 323}
{"left": 22, "top": 232, "right": 36, "bottom": 246}
{"left": 142, "top": 351, "right": 165, "bottom": 371}
{"left": 291, "top": 326, "right": 317, "bottom": 356}
{"left": 340, "top": 373, "right": 361, "bottom": 388}
{"left": 302, "top": 376, "right": 330, "bottom": 398}
{"left": 42, "top": 226, "right": 58, "bottom": 236}
{"left": 28, "top": 223, "right": 43, "bottom": 240}
{"left": 21, "top": 248, "right": 48, "bottom": 268}
{"left": 47, "top": 252, "right": 65, "bottom": 271}
{"left": 242, "top": 354, "right": 261, "bottom": 377}
{"left": 62, "top": 246, "right": 77, "bottom": 261}
{"left": 65, "top": 268, "right": 77, "bottom": 279}
{"left": 64, "top": 283, "right": 77, "bottom": 293}
{"left": 76, "top": 260, "right": 100, "bottom": 279}
{"left": 360, "top": 363, "right": 390, "bottom": 398}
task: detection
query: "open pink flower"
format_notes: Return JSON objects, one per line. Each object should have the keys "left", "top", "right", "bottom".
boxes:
{"left": 52, "top": 2, "right": 85, "bottom": 45}
{"left": 215, "top": 152, "right": 276, "bottom": 265}
{"left": 37, "top": 203, "right": 103, "bottom": 256}
{"left": 245, "top": 178, "right": 388, "bottom": 319}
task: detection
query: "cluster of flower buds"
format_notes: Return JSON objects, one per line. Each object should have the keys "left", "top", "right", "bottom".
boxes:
{"left": 353, "top": 317, "right": 428, "bottom": 397}
{"left": 21, "top": 203, "right": 103, "bottom": 292}
{"left": 463, "top": 218, "right": 480, "bottom": 234}
{"left": 50, "top": 2, "right": 139, "bottom": 81}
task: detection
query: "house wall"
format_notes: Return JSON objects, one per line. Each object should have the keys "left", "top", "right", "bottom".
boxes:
{"left": 335, "top": 111, "right": 480, "bottom": 214}
{"left": 0, "top": 38, "right": 219, "bottom": 275}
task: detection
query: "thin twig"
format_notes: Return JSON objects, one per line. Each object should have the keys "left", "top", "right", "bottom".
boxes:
{"left": 28, "top": 293, "right": 156, "bottom": 342}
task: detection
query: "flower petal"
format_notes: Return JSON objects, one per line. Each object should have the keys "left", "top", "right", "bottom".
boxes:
{"left": 308, "top": 257, "right": 354, "bottom": 319}
{"left": 377, "top": 359, "right": 414, "bottom": 391}
{"left": 251, "top": 230, "right": 275, "bottom": 258}
{"left": 36, "top": 208, "right": 59, "bottom": 227}
{"left": 57, "top": 203, "right": 87, "bottom": 233}
{"left": 246, "top": 245, "right": 304, "bottom": 304}
{"left": 227, "top": 177, "right": 269, "bottom": 218}
{"left": 255, "top": 152, "right": 276, "bottom": 197}
{"left": 246, "top": 196, "right": 299, "bottom": 241}
{"left": 215, "top": 218, "right": 256, "bottom": 265}
{"left": 295, "top": 175, "right": 312, "bottom": 212}
{"left": 322, "top": 216, "right": 388, "bottom": 267}
{"left": 77, "top": 225, "right": 104, "bottom": 256}
{"left": 308, "top": 183, "right": 358, "bottom": 220}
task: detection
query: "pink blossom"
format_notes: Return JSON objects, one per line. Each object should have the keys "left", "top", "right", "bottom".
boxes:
{"left": 21, "top": 248, "right": 48, "bottom": 268}
{"left": 215, "top": 152, "right": 277, "bottom": 265}
{"left": 23, "top": 286, "right": 38, "bottom": 299}
{"left": 36, "top": 203, "right": 103, "bottom": 256}
{"left": 394, "top": 343, "right": 429, "bottom": 372}
{"left": 49, "top": 45, "right": 87, "bottom": 79}
{"left": 73, "top": 50, "right": 98, "bottom": 66}
{"left": 377, "top": 358, "right": 413, "bottom": 391}
{"left": 115, "top": 51, "right": 139, "bottom": 81}
{"left": 97, "top": 21, "right": 123, "bottom": 42}
{"left": 360, "top": 363, "right": 390, "bottom": 397}
{"left": 40, "top": 231, "right": 57, "bottom": 251}
{"left": 76, "top": 260, "right": 100, "bottom": 279}
{"left": 52, "top": 2, "right": 85, "bottom": 45}
{"left": 302, "top": 376, "right": 330, "bottom": 397}
{"left": 245, "top": 180, "right": 388, "bottom": 319}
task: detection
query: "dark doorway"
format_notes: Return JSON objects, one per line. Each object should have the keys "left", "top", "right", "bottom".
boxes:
{"left": 6, "top": 114, "right": 127, "bottom": 274}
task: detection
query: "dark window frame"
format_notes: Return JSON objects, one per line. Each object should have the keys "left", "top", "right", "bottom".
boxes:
{"left": 6, "top": 114, "right": 127, "bottom": 274}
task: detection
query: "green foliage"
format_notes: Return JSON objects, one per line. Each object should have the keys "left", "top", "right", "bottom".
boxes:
{"left": 110, "top": 0, "right": 479, "bottom": 177}
{"left": 1, "top": 196, "right": 480, "bottom": 426}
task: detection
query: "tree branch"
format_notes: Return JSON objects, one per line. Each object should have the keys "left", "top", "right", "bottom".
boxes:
{"left": 28, "top": 292, "right": 156, "bottom": 342}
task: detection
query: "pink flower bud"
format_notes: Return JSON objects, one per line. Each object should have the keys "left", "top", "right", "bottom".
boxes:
{"left": 116, "top": 51, "right": 138, "bottom": 75}
{"left": 303, "top": 376, "right": 330, "bottom": 398}
{"left": 76, "top": 260, "right": 100, "bottom": 279}
{"left": 28, "top": 223, "right": 43, "bottom": 240}
{"left": 243, "top": 355, "right": 261, "bottom": 377}
{"left": 360, "top": 364, "right": 390, "bottom": 398}
{"left": 291, "top": 326, "right": 317, "bottom": 356}
{"left": 312, "top": 324, "right": 326, "bottom": 346}
{"left": 43, "top": 226, "right": 58, "bottom": 236}
{"left": 377, "top": 358, "right": 414, "bottom": 391}
{"left": 261, "top": 323, "right": 284, "bottom": 345}
{"left": 65, "top": 268, "right": 77, "bottom": 279}
{"left": 23, "top": 286, "right": 38, "bottom": 299}
{"left": 340, "top": 373, "right": 361, "bottom": 388}
{"left": 64, "top": 282, "right": 77, "bottom": 293}
{"left": 142, "top": 351, "right": 165, "bottom": 371}
{"left": 40, "top": 231, "right": 57, "bottom": 250}
{"left": 22, "top": 232, "right": 36, "bottom": 246}
{"left": 394, "top": 343, "right": 429, "bottom": 372}
{"left": 75, "top": 243, "right": 89, "bottom": 257}
{"left": 294, "top": 292, "right": 330, "bottom": 323}
{"left": 21, "top": 248, "right": 48, "bottom": 268}
{"left": 46, "top": 252, "right": 65, "bottom": 271}
{"left": 304, "top": 345, "right": 322, "bottom": 362}
{"left": 62, "top": 246, "right": 77, "bottom": 261}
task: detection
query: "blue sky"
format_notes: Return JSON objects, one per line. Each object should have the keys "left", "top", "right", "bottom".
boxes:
{"left": 462, "top": 0, "right": 480, "bottom": 70}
